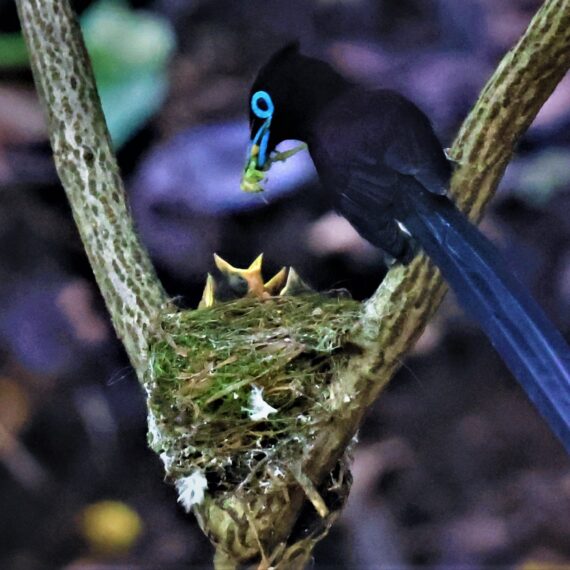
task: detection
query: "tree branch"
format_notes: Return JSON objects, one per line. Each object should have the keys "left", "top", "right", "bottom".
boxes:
{"left": 274, "top": 0, "right": 570, "bottom": 564}
{"left": 301, "top": 0, "right": 570, "bottom": 498}
{"left": 339, "top": 0, "right": 570, "bottom": 426}
{"left": 189, "top": 2, "right": 570, "bottom": 562}
{"left": 15, "top": 0, "right": 169, "bottom": 376}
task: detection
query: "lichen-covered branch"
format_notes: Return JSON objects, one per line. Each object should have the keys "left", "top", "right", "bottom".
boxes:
{"left": 362, "top": 0, "right": 570, "bottom": 348}
{"left": 15, "top": 0, "right": 169, "bottom": 376}
{"left": 452, "top": 0, "right": 570, "bottom": 218}
{"left": 334, "top": 0, "right": 570, "bottom": 425}
{"left": 273, "top": 0, "right": 570, "bottom": 564}
{"left": 307, "top": 0, "right": 570, "bottom": 489}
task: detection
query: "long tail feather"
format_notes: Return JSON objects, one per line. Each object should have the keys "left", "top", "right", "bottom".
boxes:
{"left": 403, "top": 187, "right": 570, "bottom": 452}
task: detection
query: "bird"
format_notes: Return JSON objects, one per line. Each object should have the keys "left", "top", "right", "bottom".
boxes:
{"left": 241, "top": 43, "right": 570, "bottom": 452}
{"left": 198, "top": 253, "right": 295, "bottom": 308}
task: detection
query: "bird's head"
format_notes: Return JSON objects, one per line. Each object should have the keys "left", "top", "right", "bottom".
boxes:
{"left": 241, "top": 43, "right": 348, "bottom": 192}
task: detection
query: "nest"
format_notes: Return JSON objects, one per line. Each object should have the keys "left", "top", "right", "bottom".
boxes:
{"left": 147, "top": 294, "right": 360, "bottom": 496}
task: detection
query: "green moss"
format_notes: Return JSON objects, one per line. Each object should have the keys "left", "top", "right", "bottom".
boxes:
{"left": 147, "top": 294, "right": 360, "bottom": 493}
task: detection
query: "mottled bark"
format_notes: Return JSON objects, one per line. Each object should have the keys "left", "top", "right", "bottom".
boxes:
{"left": 271, "top": 0, "right": 570, "bottom": 565}
{"left": 342, "top": 0, "right": 570, "bottom": 426}
{"left": 15, "top": 0, "right": 169, "bottom": 377}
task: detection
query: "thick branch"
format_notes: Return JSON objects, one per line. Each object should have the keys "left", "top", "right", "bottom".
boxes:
{"left": 363, "top": 0, "right": 570, "bottom": 343}
{"left": 16, "top": 0, "right": 169, "bottom": 376}
{"left": 307, "top": 0, "right": 570, "bottom": 487}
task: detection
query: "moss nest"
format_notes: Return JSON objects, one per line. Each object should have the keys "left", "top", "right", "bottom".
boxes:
{"left": 147, "top": 294, "right": 360, "bottom": 496}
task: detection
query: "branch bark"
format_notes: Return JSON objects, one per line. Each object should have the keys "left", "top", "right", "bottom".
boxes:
{"left": 281, "top": 0, "right": 570, "bottom": 563}
{"left": 15, "top": 0, "right": 169, "bottom": 377}
{"left": 344, "top": 0, "right": 570, "bottom": 421}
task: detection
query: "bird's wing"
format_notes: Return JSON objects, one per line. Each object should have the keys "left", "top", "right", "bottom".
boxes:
{"left": 383, "top": 137, "right": 450, "bottom": 196}
{"left": 319, "top": 89, "right": 451, "bottom": 257}
{"left": 345, "top": 90, "right": 452, "bottom": 196}
{"left": 338, "top": 158, "right": 416, "bottom": 261}
{"left": 381, "top": 92, "right": 452, "bottom": 195}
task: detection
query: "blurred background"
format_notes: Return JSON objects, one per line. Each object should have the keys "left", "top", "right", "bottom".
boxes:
{"left": 1, "top": 0, "right": 570, "bottom": 567}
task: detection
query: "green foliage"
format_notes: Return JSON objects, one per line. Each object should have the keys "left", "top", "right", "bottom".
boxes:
{"left": 2, "top": 0, "right": 174, "bottom": 146}
{"left": 0, "top": 33, "right": 29, "bottom": 68}
{"left": 81, "top": 0, "right": 175, "bottom": 147}
{"left": 511, "top": 148, "right": 570, "bottom": 204}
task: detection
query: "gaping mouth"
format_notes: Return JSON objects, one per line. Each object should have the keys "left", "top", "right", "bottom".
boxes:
{"left": 240, "top": 142, "right": 308, "bottom": 194}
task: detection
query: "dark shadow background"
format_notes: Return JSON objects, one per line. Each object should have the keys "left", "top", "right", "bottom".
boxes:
{"left": 0, "top": 0, "right": 569, "bottom": 567}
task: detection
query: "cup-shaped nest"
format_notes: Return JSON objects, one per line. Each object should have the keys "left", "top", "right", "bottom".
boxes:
{"left": 147, "top": 291, "right": 360, "bottom": 562}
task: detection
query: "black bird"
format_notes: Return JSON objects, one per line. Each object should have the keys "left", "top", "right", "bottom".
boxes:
{"left": 241, "top": 43, "right": 570, "bottom": 452}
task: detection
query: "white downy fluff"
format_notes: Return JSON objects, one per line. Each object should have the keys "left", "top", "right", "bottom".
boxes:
{"left": 175, "top": 471, "right": 208, "bottom": 511}
{"left": 247, "top": 385, "right": 277, "bottom": 421}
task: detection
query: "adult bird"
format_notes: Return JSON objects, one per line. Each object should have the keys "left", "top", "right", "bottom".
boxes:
{"left": 241, "top": 43, "right": 570, "bottom": 452}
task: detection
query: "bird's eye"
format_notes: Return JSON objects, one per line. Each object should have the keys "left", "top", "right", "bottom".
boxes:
{"left": 251, "top": 90, "right": 274, "bottom": 119}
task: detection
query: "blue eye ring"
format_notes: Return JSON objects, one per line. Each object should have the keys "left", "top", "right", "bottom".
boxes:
{"left": 251, "top": 90, "right": 274, "bottom": 119}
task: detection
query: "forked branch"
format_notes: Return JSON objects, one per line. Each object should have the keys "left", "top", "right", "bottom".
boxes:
{"left": 16, "top": 0, "right": 570, "bottom": 568}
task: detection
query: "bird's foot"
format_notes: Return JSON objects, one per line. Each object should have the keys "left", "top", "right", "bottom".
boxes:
{"left": 444, "top": 147, "right": 461, "bottom": 165}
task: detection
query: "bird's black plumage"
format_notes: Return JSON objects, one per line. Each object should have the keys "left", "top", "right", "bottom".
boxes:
{"left": 244, "top": 44, "right": 570, "bottom": 452}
